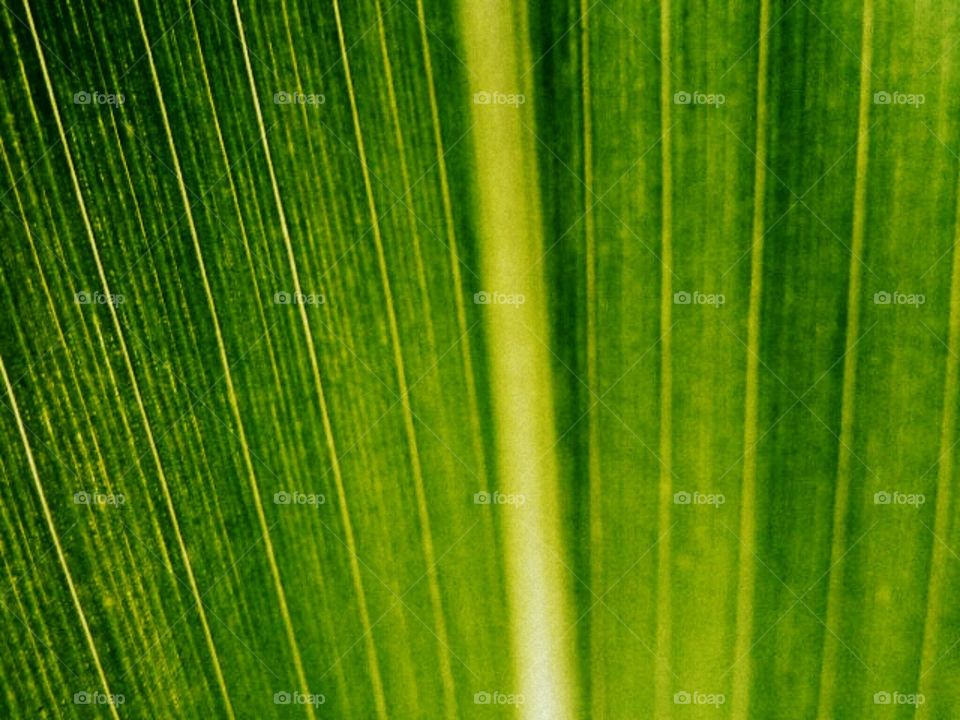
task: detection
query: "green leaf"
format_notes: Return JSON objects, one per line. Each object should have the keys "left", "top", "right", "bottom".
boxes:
{"left": 2, "top": 0, "right": 960, "bottom": 718}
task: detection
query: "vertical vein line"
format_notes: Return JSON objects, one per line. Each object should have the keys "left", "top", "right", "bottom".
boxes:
{"left": 228, "top": 2, "right": 388, "bottom": 716}
{"left": 373, "top": 0, "right": 439, "bottom": 356}
{"left": 914, "top": 118, "right": 960, "bottom": 718}
{"left": 330, "top": 2, "right": 458, "bottom": 716}
{"left": 19, "top": 1, "right": 236, "bottom": 715}
{"left": 413, "top": 0, "right": 490, "bottom": 485}
{"left": 730, "top": 1, "right": 770, "bottom": 717}
{"left": 580, "top": 1, "right": 603, "bottom": 716}
{"left": 0, "top": 357, "right": 121, "bottom": 720}
{"left": 816, "top": 2, "right": 873, "bottom": 717}
{"left": 655, "top": 0, "right": 674, "bottom": 716}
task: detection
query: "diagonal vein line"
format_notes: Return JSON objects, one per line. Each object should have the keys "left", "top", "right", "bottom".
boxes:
{"left": 0, "top": 125, "right": 72, "bottom": 203}
{"left": 720, "top": 1, "right": 798, "bottom": 80}
{"left": 118, "top": 0, "right": 199, "bottom": 80}
{"left": 0, "top": 356, "right": 119, "bottom": 719}
{"left": 331, "top": 3, "right": 458, "bottom": 710}
{"left": 798, "top": 0, "right": 880, "bottom": 83}
{"left": 521, "top": 120, "right": 679, "bottom": 280}
{"left": 2, "top": 0, "right": 79, "bottom": 77}
{"left": 114, "top": 120, "right": 277, "bottom": 285}
{"left": 230, "top": 2, "right": 384, "bottom": 714}
{"left": 119, "top": 519, "right": 283, "bottom": 681}
{"left": 722, "top": 521, "right": 878, "bottom": 676}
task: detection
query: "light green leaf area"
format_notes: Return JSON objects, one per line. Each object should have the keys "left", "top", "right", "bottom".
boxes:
{"left": 1, "top": 0, "right": 960, "bottom": 718}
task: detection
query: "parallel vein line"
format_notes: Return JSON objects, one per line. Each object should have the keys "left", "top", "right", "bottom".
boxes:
{"left": 816, "top": 2, "right": 874, "bottom": 717}
{"left": 654, "top": 1, "right": 674, "bottom": 716}
{"left": 331, "top": 2, "right": 458, "bottom": 716}
{"left": 19, "top": 1, "right": 235, "bottom": 714}
{"left": 731, "top": 1, "right": 771, "bottom": 717}
{"left": 0, "top": 356, "right": 121, "bottom": 720}
{"left": 414, "top": 0, "right": 490, "bottom": 485}
{"left": 230, "top": 1, "right": 387, "bottom": 716}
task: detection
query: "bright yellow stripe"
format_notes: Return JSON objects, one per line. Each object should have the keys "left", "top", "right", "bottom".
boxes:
{"left": 459, "top": 0, "right": 578, "bottom": 717}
